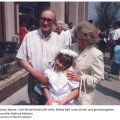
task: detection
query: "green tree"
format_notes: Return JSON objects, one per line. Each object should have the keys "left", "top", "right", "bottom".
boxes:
{"left": 95, "top": 2, "right": 120, "bottom": 29}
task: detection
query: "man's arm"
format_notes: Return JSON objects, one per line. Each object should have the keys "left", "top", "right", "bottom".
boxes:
{"left": 20, "top": 59, "right": 48, "bottom": 84}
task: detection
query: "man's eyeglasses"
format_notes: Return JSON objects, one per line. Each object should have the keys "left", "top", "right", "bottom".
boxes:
{"left": 40, "top": 17, "right": 54, "bottom": 23}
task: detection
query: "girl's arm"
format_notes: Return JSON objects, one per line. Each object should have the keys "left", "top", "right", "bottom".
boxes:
{"left": 43, "top": 87, "right": 57, "bottom": 105}
{"left": 43, "top": 87, "right": 52, "bottom": 105}
{"left": 58, "top": 88, "right": 79, "bottom": 105}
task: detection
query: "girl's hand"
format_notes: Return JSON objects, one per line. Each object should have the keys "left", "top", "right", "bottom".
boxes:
{"left": 56, "top": 100, "right": 66, "bottom": 105}
{"left": 46, "top": 99, "right": 58, "bottom": 105}
{"left": 46, "top": 99, "right": 53, "bottom": 105}
{"left": 67, "top": 70, "right": 80, "bottom": 81}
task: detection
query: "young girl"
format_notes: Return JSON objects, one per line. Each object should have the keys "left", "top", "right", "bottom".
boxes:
{"left": 42, "top": 49, "right": 79, "bottom": 105}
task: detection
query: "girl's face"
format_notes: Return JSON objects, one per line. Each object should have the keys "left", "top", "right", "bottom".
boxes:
{"left": 54, "top": 59, "right": 66, "bottom": 71}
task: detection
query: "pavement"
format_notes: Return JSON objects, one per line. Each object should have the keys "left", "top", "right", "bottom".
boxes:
{"left": 0, "top": 85, "right": 30, "bottom": 105}
{"left": 0, "top": 68, "right": 28, "bottom": 102}
{"left": 0, "top": 69, "right": 27, "bottom": 91}
{"left": 93, "top": 52, "right": 120, "bottom": 105}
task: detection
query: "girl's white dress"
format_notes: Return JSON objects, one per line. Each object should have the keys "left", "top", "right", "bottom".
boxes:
{"left": 44, "top": 68, "right": 79, "bottom": 105}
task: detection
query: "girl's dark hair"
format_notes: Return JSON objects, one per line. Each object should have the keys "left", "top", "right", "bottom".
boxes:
{"left": 55, "top": 53, "right": 73, "bottom": 70}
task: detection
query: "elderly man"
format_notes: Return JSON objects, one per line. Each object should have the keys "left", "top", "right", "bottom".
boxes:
{"left": 16, "top": 8, "right": 64, "bottom": 105}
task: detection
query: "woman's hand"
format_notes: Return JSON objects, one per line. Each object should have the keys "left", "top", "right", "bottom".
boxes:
{"left": 67, "top": 70, "right": 80, "bottom": 81}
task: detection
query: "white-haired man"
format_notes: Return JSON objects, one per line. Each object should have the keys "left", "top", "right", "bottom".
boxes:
{"left": 16, "top": 8, "right": 64, "bottom": 105}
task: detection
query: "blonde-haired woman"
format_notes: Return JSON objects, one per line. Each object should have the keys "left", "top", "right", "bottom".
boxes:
{"left": 67, "top": 21, "right": 104, "bottom": 105}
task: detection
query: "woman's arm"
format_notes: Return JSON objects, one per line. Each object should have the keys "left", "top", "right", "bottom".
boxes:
{"left": 58, "top": 88, "right": 79, "bottom": 105}
{"left": 67, "top": 54, "right": 104, "bottom": 88}
{"left": 82, "top": 54, "right": 104, "bottom": 87}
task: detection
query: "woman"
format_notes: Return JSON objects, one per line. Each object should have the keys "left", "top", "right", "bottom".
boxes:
{"left": 67, "top": 21, "right": 104, "bottom": 105}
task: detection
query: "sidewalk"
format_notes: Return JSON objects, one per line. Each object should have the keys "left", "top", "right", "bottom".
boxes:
{"left": 0, "top": 85, "right": 30, "bottom": 105}
{"left": 0, "top": 68, "right": 28, "bottom": 102}
{"left": 93, "top": 52, "right": 120, "bottom": 105}
{"left": 0, "top": 69, "right": 27, "bottom": 91}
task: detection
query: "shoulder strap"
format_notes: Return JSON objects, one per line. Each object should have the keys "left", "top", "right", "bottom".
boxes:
{"left": 80, "top": 79, "right": 86, "bottom": 93}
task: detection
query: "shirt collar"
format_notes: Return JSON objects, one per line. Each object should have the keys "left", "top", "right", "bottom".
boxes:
{"left": 39, "top": 28, "right": 53, "bottom": 40}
